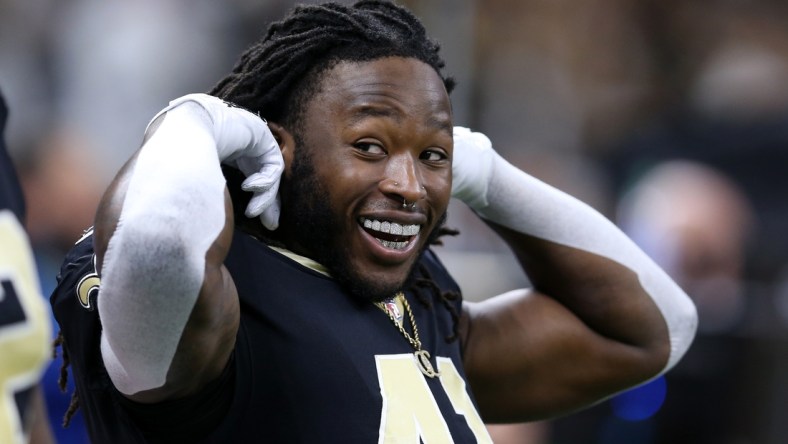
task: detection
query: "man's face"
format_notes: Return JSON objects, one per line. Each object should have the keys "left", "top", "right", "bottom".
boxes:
{"left": 278, "top": 56, "right": 453, "bottom": 301}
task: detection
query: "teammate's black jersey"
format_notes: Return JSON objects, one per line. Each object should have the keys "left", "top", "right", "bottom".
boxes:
{"left": 51, "top": 228, "right": 493, "bottom": 443}
{"left": 1, "top": 88, "right": 52, "bottom": 444}
{"left": 0, "top": 90, "right": 25, "bottom": 221}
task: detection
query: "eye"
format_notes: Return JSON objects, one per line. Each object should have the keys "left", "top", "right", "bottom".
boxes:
{"left": 354, "top": 141, "right": 386, "bottom": 156}
{"left": 420, "top": 149, "right": 448, "bottom": 162}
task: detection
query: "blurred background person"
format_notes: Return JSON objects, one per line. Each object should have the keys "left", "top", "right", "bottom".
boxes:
{"left": 12, "top": 128, "right": 103, "bottom": 444}
{"left": 618, "top": 161, "right": 754, "bottom": 336}
{"left": 548, "top": 160, "right": 758, "bottom": 444}
{"left": 1, "top": 87, "right": 53, "bottom": 443}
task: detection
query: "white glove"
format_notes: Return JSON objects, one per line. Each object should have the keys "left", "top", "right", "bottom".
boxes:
{"left": 451, "top": 126, "right": 496, "bottom": 210}
{"left": 149, "top": 94, "right": 284, "bottom": 230}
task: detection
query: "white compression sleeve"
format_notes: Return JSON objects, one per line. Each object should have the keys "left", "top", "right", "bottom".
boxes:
{"left": 99, "top": 104, "right": 225, "bottom": 394}
{"left": 99, "top": 94, "right": 280, "bottom": 395}
{"left": 452, "top": 127, "right": 698, "bottom": 374}
{"left": 149, "top": 94, "right": 283, "bottom": 230}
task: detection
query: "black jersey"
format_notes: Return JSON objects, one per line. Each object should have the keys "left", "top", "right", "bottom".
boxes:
{"left": 0, "top": 89, "right": 52, "bottom": 444}
{"left": 0, "top": 90, "right": 25, "bottom": 221}
{"left": 50, "top": 229, "right": 149, "bottom": 442}
{"left": 51, "top": 229, "right": 492, "bottom": 443}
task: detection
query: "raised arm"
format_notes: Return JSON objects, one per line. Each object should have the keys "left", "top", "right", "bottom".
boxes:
{"left": 93, "top": 94, "right": 282, "bottom": 403}
{"left": 452, "top": 127, "right": 697, "bottom": 422}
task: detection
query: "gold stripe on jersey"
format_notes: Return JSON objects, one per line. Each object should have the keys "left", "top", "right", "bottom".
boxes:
{"left": 268, "top": 246, "right": 331, "bottom": 277}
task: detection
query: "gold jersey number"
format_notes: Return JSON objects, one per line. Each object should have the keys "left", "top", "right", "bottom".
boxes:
{"left": 0, "top": 211, "right": 51, "bottom": 444}
{"left": 376, "top": 354, "right": 492, "bottom": 443}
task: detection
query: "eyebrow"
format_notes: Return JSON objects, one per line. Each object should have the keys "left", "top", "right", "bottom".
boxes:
{"left": 347, "top": 105, "right": 401, "bottom": 125}
{"left": 347, "top": 104, "right": 452, "bottom": 134}
{"left": 426, "top": 115, "right": 453, "bottom": 135}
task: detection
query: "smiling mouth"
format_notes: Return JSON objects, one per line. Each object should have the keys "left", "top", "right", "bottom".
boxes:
{"left": 359, "top": 217, "right": 421, "bottom": 250}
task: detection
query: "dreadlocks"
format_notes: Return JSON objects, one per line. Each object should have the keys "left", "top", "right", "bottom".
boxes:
{"left": 209, "top": 0, "right": 455, "bottom": 129}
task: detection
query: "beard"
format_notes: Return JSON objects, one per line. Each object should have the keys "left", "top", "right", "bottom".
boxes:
{"left": 277, "top": 149, "right": 446, "bottom": 303}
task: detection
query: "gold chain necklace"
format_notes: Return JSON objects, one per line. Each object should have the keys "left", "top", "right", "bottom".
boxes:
{"left": 375, "top": 292, "right": 440, "bottom": 378}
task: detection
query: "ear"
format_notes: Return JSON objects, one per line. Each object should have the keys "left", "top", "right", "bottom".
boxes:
{"left": 268, "top": 122, "right": 295, "bottom": 174}
{"left": 267, "top": 121, "right": 295, "bottom": 174}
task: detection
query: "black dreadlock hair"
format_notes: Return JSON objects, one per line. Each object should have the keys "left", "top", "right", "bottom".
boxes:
{"left": 54, "top": 333, "right": 80, "bottom": 427}
{"left": 209, "top": 0, "right": 455, "bottom": 130}
{"left": 58, "top": 0, "right": 462, "bottom": 428}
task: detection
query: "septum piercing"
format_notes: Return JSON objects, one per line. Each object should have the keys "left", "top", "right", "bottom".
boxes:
{"left": 403, "top": 198, "right": 417, "bottom": 209}
{"left": 393, "top": 182, "right": 422, "bottom": 209}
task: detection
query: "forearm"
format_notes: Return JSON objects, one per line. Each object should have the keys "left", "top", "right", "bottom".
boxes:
{"left": 98, "top": 104, "right": 228, "bottom": 395}
{"left": 486, "top": 221, "right": 671, "bottom": 359}
{"left": 97, "top": 95, "right": 282, "bottom": 398}
{"left": 485, "top": 155, "right": 694, "bottom": 370}
{"left": 454, "top": 129, "right": 697, "bottom": 374}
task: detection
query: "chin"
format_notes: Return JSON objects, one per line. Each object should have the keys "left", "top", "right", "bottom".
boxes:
{"left": 334, "top": 269, "right": 407, "bottom": 303}
{"left": 331, "top": 259, "right": 421, "bottom": 303}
